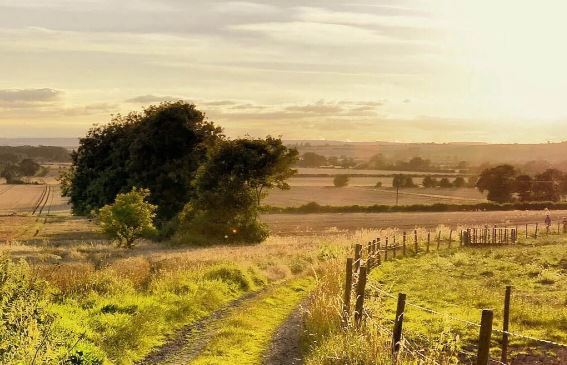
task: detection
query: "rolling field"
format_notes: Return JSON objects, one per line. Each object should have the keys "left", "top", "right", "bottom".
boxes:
{"left": 265, "top": 186, "right": 487, "bottom": 207}
{"left": 0, "top": 184, "right": 69, "bottom": 214}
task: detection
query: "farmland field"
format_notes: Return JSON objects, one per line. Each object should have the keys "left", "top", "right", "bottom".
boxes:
{"left": 0, "top": 184, "right": 69, "bottom": 215}
{"left": 266, "top": 186, "right": 487, "bottom": 207}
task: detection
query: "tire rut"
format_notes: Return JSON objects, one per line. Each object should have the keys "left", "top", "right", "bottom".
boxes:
{"left": 137, "top": 289, "right": 266, "bottom": 365}
{"left": 263, "top": 301, "right": 306, "bottom": 365}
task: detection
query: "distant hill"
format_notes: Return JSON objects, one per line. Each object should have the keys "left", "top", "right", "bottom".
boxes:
{"left": 0, "top": 138, "right": 79, "bottom": 149}
{"left": 285, "top": 140, "right": 567, "bottom": 164}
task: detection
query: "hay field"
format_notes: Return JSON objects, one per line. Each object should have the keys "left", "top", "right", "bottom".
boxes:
{"left": 265, "top": 186, "right": 486, "bottom": 207}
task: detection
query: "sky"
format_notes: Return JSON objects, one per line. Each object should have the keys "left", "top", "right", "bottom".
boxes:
{"left": 1, "top": 0, "right": 567, "bottom": 143}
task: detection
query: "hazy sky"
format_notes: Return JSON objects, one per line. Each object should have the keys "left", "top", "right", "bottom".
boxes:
{"left": 1, "top": 0, "right": 567, "bottom": 142}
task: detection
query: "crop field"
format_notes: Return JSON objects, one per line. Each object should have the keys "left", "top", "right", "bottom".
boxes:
{"left": 262, "top": 209, "right": 567, "bottom": 235}
{"left": 295, "top": 168, "right": 462, "bottom": 176}
{"left": 0, "top": 184, "right": 69, "bottom": 215}
{"left": 266, "top": 186, "right": 487, "bottom": 207}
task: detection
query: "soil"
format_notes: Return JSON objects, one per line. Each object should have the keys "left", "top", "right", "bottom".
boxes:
{"left": 263, "top": 303, "right": 306, "bottom": 365}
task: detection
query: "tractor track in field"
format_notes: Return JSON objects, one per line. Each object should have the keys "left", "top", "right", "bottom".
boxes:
{"left": 138, "top": 289, "right": 268, "bottom": 365}
{"left": 263, "top": 301, "right": 306, "bottom": 365}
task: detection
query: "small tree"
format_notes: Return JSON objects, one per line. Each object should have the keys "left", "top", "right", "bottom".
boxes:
{"left": 439, "top": 177, "right": 453, "bottom": 188}
{"left": 18, "top": 159, "right": 40, "bottom": 176}
{"left": 333, "top": 175, "right": 349, "bottom": 187}
{"left": 422, "top": 176, "right": 437, "bottom": 188}
{"left": 452, "top": 176, "right": 466, "bottom": 188}
{"left": 476, "top": 165, "right": 517, "bottom": 203}
{"left": 98, "top": 188, "right": 157, "bottom": 248}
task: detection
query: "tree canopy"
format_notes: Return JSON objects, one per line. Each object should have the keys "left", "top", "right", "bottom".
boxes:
{"left": 174, "top": 137, "right": 297, "bottom": 244}
{"left": 63, "top": 101, "right": 223, "bottom": 221}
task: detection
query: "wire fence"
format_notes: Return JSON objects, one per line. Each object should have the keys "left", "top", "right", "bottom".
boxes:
{"left": 341, "top": 222, "right": 567, "bottom": 365}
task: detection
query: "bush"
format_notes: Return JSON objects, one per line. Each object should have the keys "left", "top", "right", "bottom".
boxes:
{"left": 333, "top": 175, "right": 349, "bottom": 187}
{"left": 98, "top": 187, "right": 157, "bottom": 248}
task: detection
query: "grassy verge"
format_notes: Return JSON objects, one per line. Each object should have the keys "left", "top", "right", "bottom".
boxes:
{"left": 191, "top": 276, "right": 315, "bottom": 365}
{"left": 50, "top": 263, "right": 268, "bottom": 364}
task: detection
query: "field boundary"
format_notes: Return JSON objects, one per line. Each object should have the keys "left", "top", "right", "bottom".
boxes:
{"left": 264, "top": 201, "right": 567, "bottom": 214}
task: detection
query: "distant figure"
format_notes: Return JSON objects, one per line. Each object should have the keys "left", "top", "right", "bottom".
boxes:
{"left": 545, "top": 213, "right": 552, "bottom": 228}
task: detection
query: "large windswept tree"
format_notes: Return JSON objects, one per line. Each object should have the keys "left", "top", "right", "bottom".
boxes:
{"left": 62, "top": 101, "right": 223, "bottom": 221}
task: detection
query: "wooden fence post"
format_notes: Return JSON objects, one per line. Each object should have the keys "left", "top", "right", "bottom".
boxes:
{"left": 392, "top": 236, "right": 397, "bottom": 259}
{"left": 525, "top": 223, "right": 529, "bottom": 239}
{"left": 436, "top": 231, "right": 441, "bottom": 251}
{"left": 477, "top": 309, "right": 494, "bottom": 365}
{"left": 501, "top": 286, "right": 512, "bottom": 365}
{"left": 460, "top": 230, "right": 463, "bottom": 246}
{"left": 392, "top": 292, "right": 407, "bottom": 356}
{"left": 535, "top": 223, "right": 538, "bottom": 238}
{"left": 402, "top": 231, "right": 407, "bottom": 256}
{"left": 448, "top": 230, "right": 453, "bottom": 248}
{"left": 342, "top": 258, "right": 353, "bottom": 325}
{"left": 384, "top": 238, "right": 389, "bottom": 261}
{"left": 414, "top": 229, "right": 418, "bottom": 254}
{"left": 354, "top": 266, "right": 367, "bottom": 327}
{"left": 354, "top": 244, "right": 362, "bottom": 273}
{"left": 426, "top": 231, "right": 431, "bottom": 253}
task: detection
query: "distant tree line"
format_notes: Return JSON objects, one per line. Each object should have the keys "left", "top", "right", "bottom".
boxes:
{"left": 296, "top": 152, "right": 468, "bottom": 173}
{"left": 297, "top": 152, "right": 356, "bottom": 168}
{"left": 476, "top": 165, "right": 567, "bottom": 203}
{"left": 0, "top": 146, "right": 70, "bottom": 163}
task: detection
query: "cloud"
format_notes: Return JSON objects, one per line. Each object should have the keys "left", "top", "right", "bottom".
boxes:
{"left": 125, "top": 95, "right": 178, "bottom": 104}
{"left": 0, "top": 88, "right": 62, "bottom": 107}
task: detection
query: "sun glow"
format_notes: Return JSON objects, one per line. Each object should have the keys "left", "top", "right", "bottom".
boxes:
{"left": 439, "top": 1, "right": 567, "bottom": 120}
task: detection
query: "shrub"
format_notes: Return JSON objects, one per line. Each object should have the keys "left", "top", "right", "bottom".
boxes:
{"left": 333, "top": 175, "right": 349, "bottom": 187}
{"left": 98, "top": 187, "right": 158, "bottom": 248}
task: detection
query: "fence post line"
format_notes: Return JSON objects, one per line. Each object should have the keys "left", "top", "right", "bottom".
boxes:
{"left": 501, "top": 286, "right": 512, "bottom": 365}
{"left": 477, "top": 309, "right": 494, "bottom": 365}
{"left": 342, "top": 258, "right": 353, "bottom": 326}
{"left": 354, "top": 244, "right": 362, "bottom": 273}
{"left": 391, "top": 292, "right": 407, "bottom": 357}
{"left": 354, "top": 266, "right": 367, "bottom": 327}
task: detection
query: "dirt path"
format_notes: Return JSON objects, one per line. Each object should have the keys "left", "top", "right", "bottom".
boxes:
{"left": 263, "top": 302, "right": 306, "bottom": 365}
{"left": 137, "top": 290, "right": 265, "bottom": 365}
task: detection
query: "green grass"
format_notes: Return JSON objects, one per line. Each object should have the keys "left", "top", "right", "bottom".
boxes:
{"left": 368, "top": 240, "right": 567, "bottom": 356}
{"left": 49, "top": 263, "right": 267, "bottom": 364}
{"left": 191, "top": 276, "right": 314, "bottom": 365}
